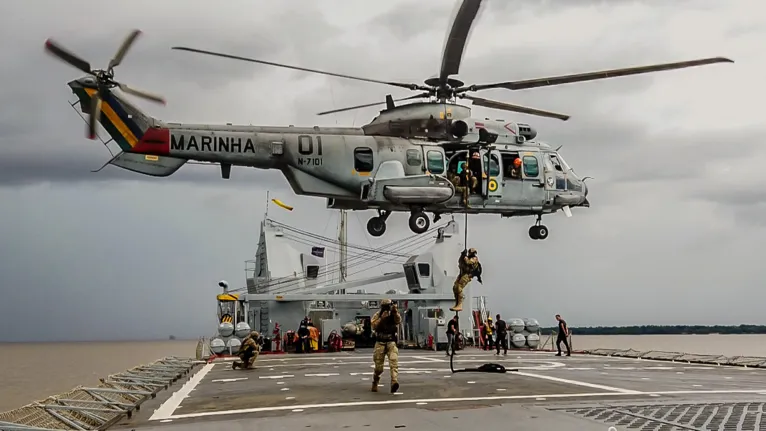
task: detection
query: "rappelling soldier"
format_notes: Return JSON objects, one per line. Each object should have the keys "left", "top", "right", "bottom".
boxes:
{"left": 232, "top": 331, "right": 261, "bottom": 369}
{"left": 450, "top": 248, "right": 482, "bottom": 312}
{"left": 370, "top": 299, "right": 401, "bottom": 393}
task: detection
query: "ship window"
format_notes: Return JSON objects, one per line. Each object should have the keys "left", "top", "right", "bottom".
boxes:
{"left": 406, "top": 149, "right": 421, "bottom": 167}
{"left": 417, "top": 263, "right": 430, "bottom": 277}
{"left": 523, "top": 155, "right": 539, "bottom": 177}
{"left": 306, "top": 265, "right": 319, "bottom": 279}
{"left": 354, "top": 147, "right": 373, "bottom": 172}
{"left": 426, "top": 151, "right": 445, "bottom": 174}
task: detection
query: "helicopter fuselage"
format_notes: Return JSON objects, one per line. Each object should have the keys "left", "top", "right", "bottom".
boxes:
{"left": 70, "top": 78, "right": 587, "bottom": 240}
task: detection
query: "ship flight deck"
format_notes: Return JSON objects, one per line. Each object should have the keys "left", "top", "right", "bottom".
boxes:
{"left": 114, "top": 350, "right": 766, "bottom": 431}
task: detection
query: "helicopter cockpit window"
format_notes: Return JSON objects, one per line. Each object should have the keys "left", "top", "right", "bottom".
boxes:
{"left": 427, "top": 150, "right": 445, "bottom": 174}
{"left": 354, "top": 147, "right": 374, "bottom": 172}
{"left": 522, "top": 155, "right": 539, "bottom": 177}
{"left": 555, "top": 153, "right": 578, "bottom": 178}
{"left": 548, "top": 154, "right": 564, "bottom": 172}
{"left": 483, "top": 154, "right": 500, "bottom": 177}
{"left": 406, "top": 149, "right": 421, "bottom": 167}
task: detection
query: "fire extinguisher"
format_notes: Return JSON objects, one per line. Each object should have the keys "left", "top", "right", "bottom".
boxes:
{"left": 426, "top": 333, "right": 434, "bottom": 350}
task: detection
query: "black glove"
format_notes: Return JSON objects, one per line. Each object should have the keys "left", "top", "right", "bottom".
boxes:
{"left": 477, "top": 275, "right": 483, "bottom": 284}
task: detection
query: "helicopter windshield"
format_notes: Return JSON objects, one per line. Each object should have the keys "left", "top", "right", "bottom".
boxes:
{"left": 554, "top": 152, "right": 578, "bottom": 179}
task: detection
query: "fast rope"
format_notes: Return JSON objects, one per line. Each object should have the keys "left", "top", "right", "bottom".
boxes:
{"left": 447, "top": 209, "right": 516, "bottom": 374}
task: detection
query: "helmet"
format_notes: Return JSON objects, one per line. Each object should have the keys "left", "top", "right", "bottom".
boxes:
{"left": 487, "top": 317, "right": 492, "bottom": 321}
{"left": 513, "top": 158, "right": 522, "bottom": 167}
{"left": 250, "top": 331, "right": 260, "bottom": 338}
{"left": 380, "top": 299, "right": 392, "bottom": 306}
{"left": 468, "top": 248, "right": 477, "bottom": 254}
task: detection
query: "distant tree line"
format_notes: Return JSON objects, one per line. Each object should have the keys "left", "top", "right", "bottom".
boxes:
{"left": 539, "top": 325, "right": 766, "bottom": 336}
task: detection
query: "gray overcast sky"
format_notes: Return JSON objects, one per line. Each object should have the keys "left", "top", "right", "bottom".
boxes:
{"left": 0, "top": 0, "right": 762, "bottom": 342}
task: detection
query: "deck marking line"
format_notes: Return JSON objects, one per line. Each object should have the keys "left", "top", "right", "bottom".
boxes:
{"left": 305, "top": 373, "right": 340, "bottom": 377}
{"left": 161, "top": 391, "right": 636, "bottom": 419}
{"left": 149, "top": 362, "right": 214, "bottom": 420}
{"left": 259, "top": 375, "right": 294, "bottom": 379}
{"left": 412, "top": 356, "right": 446, "bottom": 362}
{"left": 211, "top": 377, "right": 247, "bottom": 383}
{"left": 512, "top": 371, "right": 640, "bottom": 394}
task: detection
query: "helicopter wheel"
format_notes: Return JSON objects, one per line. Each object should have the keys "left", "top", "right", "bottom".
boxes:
{"left": 367, "top": 216, "right": 387, "bottom": 237}
{"left": 408, "top": 211, "right": 430, "bottom": 234}
{"left": 528, "top": 225, "right": 549, "bottom": 240}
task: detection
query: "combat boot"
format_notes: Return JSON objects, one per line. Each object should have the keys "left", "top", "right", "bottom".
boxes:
{"left": 371, "top": 377, "right": 380, "bottom": 392}
{"left": 391, "top": 381, "right": 400, "bottom": 393}
{"left": 232, "top": 361, "right": 240, "bottom": 370}
{"left": 451, "top": 297, "right": 464, "bottom": 312}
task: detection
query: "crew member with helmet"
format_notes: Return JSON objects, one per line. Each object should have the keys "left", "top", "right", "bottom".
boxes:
{"left": 371, "top": 299, "right": 401, "bottom": 393}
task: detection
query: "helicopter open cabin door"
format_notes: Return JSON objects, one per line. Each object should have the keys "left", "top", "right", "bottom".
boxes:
{"left": 483, "top": 150, "right": 503, "bottom": 204}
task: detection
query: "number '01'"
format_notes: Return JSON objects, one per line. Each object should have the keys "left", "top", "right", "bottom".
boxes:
{"left": 298, "top": 135, "right": 323, "bottom": 156}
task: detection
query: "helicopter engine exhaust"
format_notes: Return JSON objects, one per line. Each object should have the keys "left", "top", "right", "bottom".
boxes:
{"left": 450, "top": 120, "right": 469, "bottom": 138}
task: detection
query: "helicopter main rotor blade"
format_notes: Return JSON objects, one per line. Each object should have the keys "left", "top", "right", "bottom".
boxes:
{"left": 108, "top": 29, "right": 141, "bottom": 71}
{"left": 464, "top": 95, "right": 570, "bottom": 121}
{"left": 465, "top": 57, "right": 734, "bottom": 92}
{"left": 439, "top": 0, "right": 484, "bottom": 85}
{"left": 44, "top": 39, "right": 92, "bottom": 74}
{"left": 172, "top": 46, "right": 428, "bottom": 92}
{"left": 317, "top": 93, "right": 429, "bottom": 116}
{"left": 117, "top": 82, "right": 166, "bottom": 105}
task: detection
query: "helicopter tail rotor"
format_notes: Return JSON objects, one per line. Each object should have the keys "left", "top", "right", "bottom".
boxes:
{"left": 45, "top": 30, "right": 166, "bottom": 140}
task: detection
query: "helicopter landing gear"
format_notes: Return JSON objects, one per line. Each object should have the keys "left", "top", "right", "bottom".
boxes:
{"left": 529, "top": 215, "right": 549, "bottom": 240}
{"left": 367, "top": 210, "right": 391, "bottom": 237}
{"left": 408, "top": 210, "right": 430, "bottom": 234}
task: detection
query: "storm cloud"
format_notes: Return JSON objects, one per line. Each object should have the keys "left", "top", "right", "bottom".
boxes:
{"left": 0, "top": 0, "right": 762, "bottom": 342}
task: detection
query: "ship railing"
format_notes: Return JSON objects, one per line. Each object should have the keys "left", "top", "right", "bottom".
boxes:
{"left": 0, "top": 356, "right": 202, "bottom": 430}
{"left": 584, "top": 348, "right": 766, "bottom": 368}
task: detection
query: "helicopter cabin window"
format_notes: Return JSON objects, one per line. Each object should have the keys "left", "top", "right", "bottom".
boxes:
{"left": 522, "top": 155, "right": 539, "bottom": 177}
{"left": 548, "top": 154, "right": 563, "bottom": 172}
{"left": 483, "top": 153, "right": 501, "bottom": 177}
{"left": 406, "top": 149, "right": 422, "bottom": 167}
{"left": 500, "top": 153, "right": 521, "bottom": 180}
{"left": 426, "top": 150, "right": 445, "bottom": 174}
{"left": 354, "top": 147, "right": 374, "bottom": 173}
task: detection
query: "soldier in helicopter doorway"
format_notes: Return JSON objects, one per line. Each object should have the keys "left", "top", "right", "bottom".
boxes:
{"left": 450, "top": 248, "right": 482, "bottom": 312}
{"left": 370, "top": 299, "right": 401, "bottom": 393}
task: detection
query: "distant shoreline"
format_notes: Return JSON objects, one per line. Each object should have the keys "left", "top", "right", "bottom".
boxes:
{"left": 0, "top": 338, "right": 198, "bottom": 344}
{"left": 541, "top": 325, "right": 766, "bottom": 336}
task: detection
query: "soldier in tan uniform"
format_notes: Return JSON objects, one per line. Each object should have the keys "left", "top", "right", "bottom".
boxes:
{"left": 370, "top": 299, "right": 401, "bottom": 393}
{"left": 232, "top": 331, "right": 261, "bottom": 369}
{"left": 450, "top": 248, "right": 481, "bottom": 312}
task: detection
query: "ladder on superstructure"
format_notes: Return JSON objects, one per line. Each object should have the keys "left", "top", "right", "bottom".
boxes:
{"left": 472, "top": 296, "right": 490, "bottom": 349}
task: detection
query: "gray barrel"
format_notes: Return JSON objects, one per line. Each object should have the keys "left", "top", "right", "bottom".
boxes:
{"left": 227, "top": 337, "right": 242, "bottom": 354}
{"left": 235, "top": 322, "right": 251, "bottom": 338}
{"left": 218, "top": 322, "right": 234, "bottom": 337}
{"left": 524, "top": 318, "right": 540, "bottom": 333}
{"left": 210, "top": 337, "right": 226, "bottom": 355}
{"left": 509, "top": 318, "right": 525, "bottom": 333}
{"left": 511, "top": 333, "right": 526, "bottom": 348}
{"left": 526, "top": 333, "right": 540, "bottom": 348}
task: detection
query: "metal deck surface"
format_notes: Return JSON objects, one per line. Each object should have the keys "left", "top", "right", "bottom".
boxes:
{"left": 116, "top": 350, "right": 766, "bottom": 430}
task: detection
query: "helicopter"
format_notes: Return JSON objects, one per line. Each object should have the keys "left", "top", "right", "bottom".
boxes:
{"left": 44, "top": 0, "right": 732, "bottom": 240}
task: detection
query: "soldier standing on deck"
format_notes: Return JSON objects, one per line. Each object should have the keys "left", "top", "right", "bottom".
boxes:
{"left": 232, "top": 331, "right": 261, "bottom": 369}
{"left": 371, "top": 299, "right": 401, "bottom": 393}
{"left": 450, "top": 248, "right": 481, "bottom": 312}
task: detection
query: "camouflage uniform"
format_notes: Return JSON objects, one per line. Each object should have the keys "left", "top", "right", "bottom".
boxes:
{"left": 370, "top": 299, "right": 401, "bottom": 393}
{"left": 458, "top": 168, "right": 477, "bottom": 208}
{"left": 451, "top": 248, "right": 480, "bottom": 312}
{"left": 232, "top": 331, "right": 260, "bottom": 369}
{"left": 448, "top": 172, "right": 469, "bottom": 207}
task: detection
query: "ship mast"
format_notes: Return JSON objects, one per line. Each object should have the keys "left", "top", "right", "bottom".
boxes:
{"left": 337, "top": 209, "right": 347, "bottom": 293}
